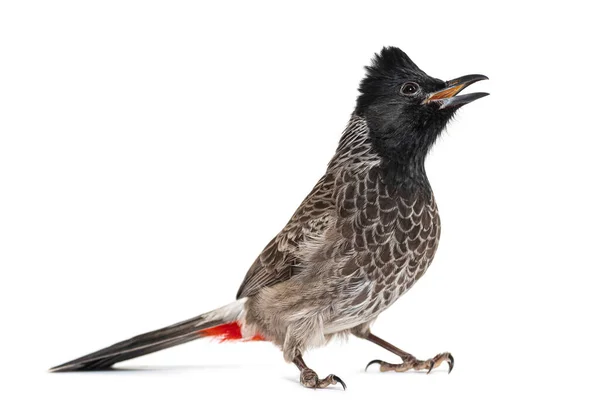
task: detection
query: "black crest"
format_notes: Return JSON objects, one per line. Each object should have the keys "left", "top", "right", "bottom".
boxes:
{"left": 363, "top": 47, "right": 423, "bottom": 80}
{"left": 354, "top": 47, "right": 451, "bottom": 186}
{"left": 355, "top": 47, "right": 439, "bottom": 114}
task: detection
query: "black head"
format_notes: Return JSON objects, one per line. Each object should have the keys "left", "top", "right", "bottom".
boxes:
{"left": 356, "top": 47, "right": 488, "bottom": 172}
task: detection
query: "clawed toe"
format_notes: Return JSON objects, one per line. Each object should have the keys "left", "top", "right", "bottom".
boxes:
{"left": 365, "top": 352, "right": 454, "bottom": 374}
{"left": 365, "top": 359, "right": 383, "bottom": 371}
{"left": 331, "top": 375, "right": 347, "bottom": 390}
{"left": 430, "top": 352, "right": 454, "bottom": 374}
{"left": 300, "top": 369, "right": 346, "bottom": 390}
{"left": 426, "top": 360, "right": 435, "bottom": 374}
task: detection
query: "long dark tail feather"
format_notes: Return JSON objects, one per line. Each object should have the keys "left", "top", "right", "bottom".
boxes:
{"left": 49, "top": 300, "right": 246, "bottom": 372}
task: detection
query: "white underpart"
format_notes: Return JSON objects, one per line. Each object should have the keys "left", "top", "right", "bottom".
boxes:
{"left": 195, "top": 298, "right": 247, "bottom": 327}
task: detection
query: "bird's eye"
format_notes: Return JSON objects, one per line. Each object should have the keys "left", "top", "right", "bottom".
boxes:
{"left": 400, "top": 82, "right": 420, "bottom": 96}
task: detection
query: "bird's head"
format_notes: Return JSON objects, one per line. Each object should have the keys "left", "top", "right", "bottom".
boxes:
{"left": 356, "top": 47, "right": 488, "bottom": 167}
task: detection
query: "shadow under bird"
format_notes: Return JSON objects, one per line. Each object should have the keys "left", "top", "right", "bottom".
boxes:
{"left": 50, "top": 46, "right": 488, "bottom": 390}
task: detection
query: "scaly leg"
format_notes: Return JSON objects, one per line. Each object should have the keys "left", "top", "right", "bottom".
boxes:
{"left": 363, "top": 333, "right": 454, "bottom": 374}
{"left": 293, "top": 354, "right": 346, "bottom": 390}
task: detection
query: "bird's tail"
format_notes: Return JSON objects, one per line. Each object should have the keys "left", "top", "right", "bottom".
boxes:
{"left": 49, "top": 299, "right": 254, "bottom": 372}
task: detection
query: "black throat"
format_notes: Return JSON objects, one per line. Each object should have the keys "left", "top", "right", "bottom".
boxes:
{"left": 366, "top": 121, "right": 438, "bottom": 197}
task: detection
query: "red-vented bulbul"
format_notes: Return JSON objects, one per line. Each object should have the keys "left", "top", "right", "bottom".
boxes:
{"left": 50, "top": 46, "right": 488, "bottom": 390}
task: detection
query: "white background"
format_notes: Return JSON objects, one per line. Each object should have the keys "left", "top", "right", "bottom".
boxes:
{"left": 1, "top": 1, "right": 599, "bottom": 415}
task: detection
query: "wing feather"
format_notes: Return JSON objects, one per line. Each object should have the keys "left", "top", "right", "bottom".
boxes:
{"left": 236, "top": 174, "right": 335, "bottom": 299}
{"left": 236, "top": 115, "right": 373, "bottom": 299}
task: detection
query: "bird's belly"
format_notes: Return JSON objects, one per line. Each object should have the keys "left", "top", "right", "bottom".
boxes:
{"left": 326, "top": 245, "right": 438, "bottom": 333}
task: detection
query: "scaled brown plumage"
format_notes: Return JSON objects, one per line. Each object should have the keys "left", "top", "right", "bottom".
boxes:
{"left": 50, "top": 47, "right": 488, "bottom": 390}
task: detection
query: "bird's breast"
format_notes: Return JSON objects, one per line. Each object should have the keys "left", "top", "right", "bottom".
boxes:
{"left": 333, "top": 168, "right": 441, "bottom": 323}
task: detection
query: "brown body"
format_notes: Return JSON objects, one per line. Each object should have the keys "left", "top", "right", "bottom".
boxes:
{"left": 242, "top": 115, "right": 440, "bottom": 362}
{"left": 50, "top": 47, "right": 487, "bottom": 388}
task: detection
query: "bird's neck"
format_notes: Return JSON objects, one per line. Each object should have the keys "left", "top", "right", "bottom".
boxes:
{"left": 369, "top": 134, "right": 434, "bottom": 195}
{"left": 332, "top": 114, "right": 433, "bottom": 195}
{"left": 355, "top": 113, "right": 438, "bottom": 194}
{"left": 379, "top": 157, "right": 432, "bottom": 196}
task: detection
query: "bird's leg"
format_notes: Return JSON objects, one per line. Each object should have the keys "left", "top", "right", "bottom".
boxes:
{"left": 292, "top": 354, "right": 346, "bottom": 390}
{"left": 363, "top": 332, "right": 454, "bottom": 374}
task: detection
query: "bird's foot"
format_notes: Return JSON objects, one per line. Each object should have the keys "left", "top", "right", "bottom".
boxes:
{"left": 366, "top": 352, "right": 454, "bottom": 374}
{"left": 300, "top": 368, "right": 347, "bottom": 390}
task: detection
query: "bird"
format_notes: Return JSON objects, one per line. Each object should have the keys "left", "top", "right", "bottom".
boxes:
{"left": 50, "top": 46, "right": 488, "bottom": 390}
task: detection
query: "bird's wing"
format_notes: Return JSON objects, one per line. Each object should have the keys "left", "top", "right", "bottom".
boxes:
{"left": 236, "top": 174, "right": 335, "bottom": 299}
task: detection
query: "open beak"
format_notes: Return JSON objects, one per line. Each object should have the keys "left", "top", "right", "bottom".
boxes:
{"left": 424, "top": 74, "right": 489, "bottom": 109}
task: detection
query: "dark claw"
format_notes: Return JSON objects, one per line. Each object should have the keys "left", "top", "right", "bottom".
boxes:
{"left": 332, "top": 375, "right": 347, "bottom": 390}
{"left": 427, "top": 360, "right": 434, "bottom": 374}
{"left": 365, "top": 359, "right": 383, "bottom": 371}
{"left": 448, "top": 354, "right": 454, "bottom": 374}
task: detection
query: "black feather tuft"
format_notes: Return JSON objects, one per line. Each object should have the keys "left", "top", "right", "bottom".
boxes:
{"left": 365, "top": 46, "right": 422, "bottom": 79}
{"left": 354, "top": 47, "right": 457, "bottom": 190}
